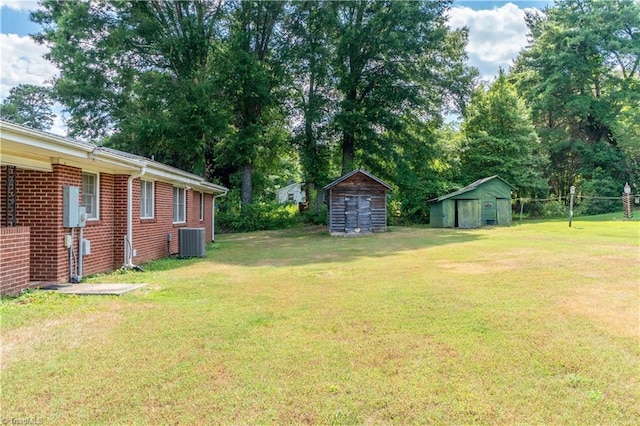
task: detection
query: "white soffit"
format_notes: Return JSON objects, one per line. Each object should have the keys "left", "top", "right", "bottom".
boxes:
{"left": 0, "top": 152, "right": 53, "bottom": 172}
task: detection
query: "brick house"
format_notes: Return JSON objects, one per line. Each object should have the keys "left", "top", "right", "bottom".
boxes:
{"left": 0, "top": 120, "right": 227, "bottom": 295}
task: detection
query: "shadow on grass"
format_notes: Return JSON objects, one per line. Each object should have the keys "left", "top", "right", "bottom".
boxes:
{"left": 93, "top": 225, "right": 484, "bottom": 279}
{"left": 207, "top": 225, "right": 484, "bottom": 268}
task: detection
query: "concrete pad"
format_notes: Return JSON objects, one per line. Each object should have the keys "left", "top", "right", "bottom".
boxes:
{"left": 45, "top": 283, "right": 147, "bottom": 296}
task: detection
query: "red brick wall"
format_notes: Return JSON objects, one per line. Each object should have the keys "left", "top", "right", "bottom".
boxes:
{"left": 132, "top": 180, "right": 173, "bottom": 264}
{"left": 130, "top": 182, "right": 213, "bottom": 265}
{"left": 0, "top": 165, "right": 72, "bottom": 282}
{"left": 0, "top": 226, "right": 30, "bottom": 295}
{"left": 81, "top": 172, "right": 116, "bottom": 275}
{"left": 1, "top": 166, "right": 217, "bottom": 284}
{"left": 0, "top": 165, "right": 118, "bottom": 282}
{"left": 113, "top": 175, "right": 128, "bottom": 268}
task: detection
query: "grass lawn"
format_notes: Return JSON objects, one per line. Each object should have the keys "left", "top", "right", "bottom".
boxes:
{"left": 2, "top": 214, "right": 639, "bottom": 424}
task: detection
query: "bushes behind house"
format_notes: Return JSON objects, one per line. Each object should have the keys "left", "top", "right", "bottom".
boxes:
{"left": 216, "top": 191, "right": 326, "bottom": 233}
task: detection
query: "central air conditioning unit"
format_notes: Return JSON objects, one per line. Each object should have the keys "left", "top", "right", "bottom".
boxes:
{"left": 178, "top": 228, "right": 206, "bottom": 258}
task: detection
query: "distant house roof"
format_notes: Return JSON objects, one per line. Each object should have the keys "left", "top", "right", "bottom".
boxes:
{"left": 429, "top": 175, "right": 515, "bottom": 203}
{"left": 323, "top": 169, "right": 393, "bottom": 190}
{"left": 277, "top": 182, "right": 303, "bottom": 193}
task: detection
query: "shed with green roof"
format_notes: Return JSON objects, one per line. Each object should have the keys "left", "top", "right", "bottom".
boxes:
{"left": 429, "top": 176, "right": 515, "bottom": 228}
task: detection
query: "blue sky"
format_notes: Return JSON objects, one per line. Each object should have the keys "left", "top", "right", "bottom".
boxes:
{"left": 1, "top": 7, "right": 38, "bottom": 35}
{"left": 455, "top": 1, "right": 552, "bottom": 7}
{"left": 0, "top": 1, "right": 555, "bottom": 37}
{"left": 1, "top": 0, "right": 555, "bottom": 135}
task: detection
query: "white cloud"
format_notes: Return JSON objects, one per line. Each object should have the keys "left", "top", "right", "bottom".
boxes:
{"left": 448, "top": 3, "right": 538, "bottom": 79}
{"left": 0, "top": 0, "right": 38, "bottom": 11}
{"left": 0, "top": 0, "right": 38, "bottom": 10}
{"left": 0, "top": 33, "right": 57, "bottom": 97}
{"left": 0, "top": 33, "right": 66, "bottom": 135}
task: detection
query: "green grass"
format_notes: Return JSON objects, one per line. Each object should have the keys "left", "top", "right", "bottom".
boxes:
{"left": 2, "top": 214, "right": 639, "bottom": 424}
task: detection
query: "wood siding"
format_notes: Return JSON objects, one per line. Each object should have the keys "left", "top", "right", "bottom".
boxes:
{"left": 430, "top": 177, "right": 513, "bottom": 228}
{"left": 327, "top": 172, "right": 388, "bottom": 234}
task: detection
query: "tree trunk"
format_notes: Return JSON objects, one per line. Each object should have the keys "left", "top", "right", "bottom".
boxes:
{"left": 342, "top": 132, "right": 355, "bottom": 174}
{"left": 241, "top": 162, "right": 252, "bottom": 207}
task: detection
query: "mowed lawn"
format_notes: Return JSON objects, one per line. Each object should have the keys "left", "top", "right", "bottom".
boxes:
{"left": 2, "top": 215, "right": 639, "bottom": 424}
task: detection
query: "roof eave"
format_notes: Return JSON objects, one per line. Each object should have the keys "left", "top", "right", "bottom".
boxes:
{"left": 323, "top": 169, "right": 393, "bottom": 190}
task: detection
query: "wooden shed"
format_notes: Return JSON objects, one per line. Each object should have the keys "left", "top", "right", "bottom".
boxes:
{"left": 323, "top": 169, "right": 392, "bottom": 235}
{"left": 429, "top": 175, "right": 515, "bottom": 228}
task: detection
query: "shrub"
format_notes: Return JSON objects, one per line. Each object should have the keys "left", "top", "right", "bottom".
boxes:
{"left": 217, "top": 201, "right": 303, "bottom": 233}
{"left": 216, "top": 190, "right": 309, "bottom": 233}
{"left": 543, "top": 200, "right": 568, "bottom": 218}
{"left": 301, "top": 205, "right": 327, "bottom": 226}
{"left": 575, "top": 173, "right": 621, "bottom": 216}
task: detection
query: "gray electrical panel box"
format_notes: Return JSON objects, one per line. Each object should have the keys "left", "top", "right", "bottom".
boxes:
{"left": 81, "top": 239, "right": 91, "bottom": 255}
{"left": 63, "top": 186, "right": 87, "bottom": 228}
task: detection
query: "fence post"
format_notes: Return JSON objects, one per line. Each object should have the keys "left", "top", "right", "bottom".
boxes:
{"left": 569, "top": 186, "right": 575, "bottom": 227}
{"left": 623, "top": 183, "right": 633, "bottom": 219}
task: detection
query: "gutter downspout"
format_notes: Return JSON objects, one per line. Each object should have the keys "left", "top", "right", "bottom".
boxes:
{"left": 211, "top": 190, "right": 228, "bottom": 242}
{"left": 125, "top": 165, "right": 146, "bottom": 268}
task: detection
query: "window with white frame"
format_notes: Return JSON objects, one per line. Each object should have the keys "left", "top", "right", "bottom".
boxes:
{"left": 81, "top": 172, "right": 99, "bottom": 219}
{"left": 199, "top": 193, "right": 205, "bottom": 221}
{"left": 173, "top": 186, "right": 186, "bottom": 223}
{"left": 140, "top": 180, "right": 154, "bottom": 218}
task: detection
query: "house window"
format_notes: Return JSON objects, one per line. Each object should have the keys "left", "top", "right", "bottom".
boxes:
{"left": 199, "top": 193, "right": 205, "bottom": 221}
{"left": 81, "top": 172, "right": 99, "bottom": 220}
{"left": 140, "top": 180, "right": 154, "bottom": 219}
{"left": 173, "top": 187, "right": 186, "bottom": 223}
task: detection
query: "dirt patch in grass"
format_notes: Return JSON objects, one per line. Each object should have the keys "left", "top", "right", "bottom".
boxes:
{"left": 1, "top": 310, "right": 125, "bottom": 368}
{"left": 435, "top": 258, "right": 528, "bottom": 274}
{"left": 559, "top": 281, "right": 639, "bottom": 339}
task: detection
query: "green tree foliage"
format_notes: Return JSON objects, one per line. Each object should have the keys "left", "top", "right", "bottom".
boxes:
{"left": 30, "top": 0, "right": 478, "bottom": 223}
{"left": 32, "top": 0, "right": 291, "bottom": 204}
{"left": 329, "top": 0, "right": 474, "bottom": 175}
{"left": 512, "top": 0, "right": 640, "bottom": 198}
{"left": 460, "top": 71, "right": 548, "bottom": 197}
{"left": 32, "top": 0, "right": 230, "bottom": 175}
{"left": 284, "top": 1, "right": 335, "bottom": 209}
{"left": 0, "top": 84, "right": 55, "bottom": 131}
{"left": 214, "top": 0, "right": 289, "bottom": 206}
{"left": 32, "top": 0, "right": 132, "bottom": 138}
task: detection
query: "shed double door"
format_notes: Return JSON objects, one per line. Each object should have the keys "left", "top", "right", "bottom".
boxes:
{"left": 344, "top": 195, "right": 371, "bottom": 233}
{"left": 455, "top": 199, "right": 481, "bottom": 228}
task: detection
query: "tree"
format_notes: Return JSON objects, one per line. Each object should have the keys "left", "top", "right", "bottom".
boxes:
{"left": 512, "top": 0, "right": 640, "bottom": 197}
{"left": 214, "top": 0, "right": 289, "bottom": 207}
{"left": 0, "top": 84, "right": 55, "bottom": 130}
{"left": 32, "top": 0, "right": 229, "bottom": 175}
{"left": 112, "top": 0, "right": 230, "bottom": 175}
{"left": 329, "top": 0, "right": 475, "bottom": 175}
{"left": 460, "top": 71, "right": 548, "bottom": 197}
{"left": 284, "top": 1, "right": 336, "bottom": 209}
{"left": 30, "top": 0, "right": 478, "bottom": 221}
{"left": 33, "top": 1, "right": 293, "bottom": 205}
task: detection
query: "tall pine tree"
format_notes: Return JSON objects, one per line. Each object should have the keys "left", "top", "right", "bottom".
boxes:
{"left": 460, "top": 71, "right": 548, "bottom": 197}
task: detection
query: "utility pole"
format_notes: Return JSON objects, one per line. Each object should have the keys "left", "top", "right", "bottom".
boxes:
{"left": 569, "top": 185, "right": 575, "bottom": 227}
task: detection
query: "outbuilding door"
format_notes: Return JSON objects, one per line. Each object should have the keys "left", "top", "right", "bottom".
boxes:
{"left": 344, "top": 195, "right": 372, "bottom": 233}
{"left": 496, "top": 198, "right": 511, "bottom": 226}
{"left": 456, "top": 199, "right": 480, "bottom": 228}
